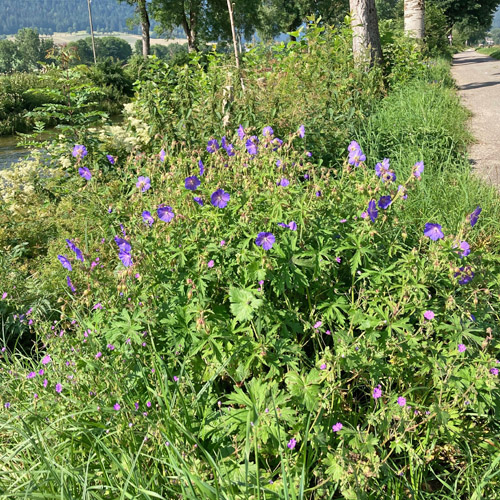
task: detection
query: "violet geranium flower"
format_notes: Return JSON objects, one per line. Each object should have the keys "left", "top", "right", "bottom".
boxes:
{"left": 423, "top": 223, "right": 444, "bottom": 241}
{"left": 255, "top": 232, "right": 275, "bottom": 251}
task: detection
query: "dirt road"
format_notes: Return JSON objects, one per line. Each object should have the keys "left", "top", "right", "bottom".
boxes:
{"left": 452, "top": 50, "right": 500, "bottom": 186}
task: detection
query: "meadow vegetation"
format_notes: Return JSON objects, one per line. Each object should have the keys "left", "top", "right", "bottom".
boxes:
{"left": 1, "top": 21, "right": 500, "bottom": 499}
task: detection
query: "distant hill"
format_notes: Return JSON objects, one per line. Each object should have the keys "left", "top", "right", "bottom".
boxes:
{"left": 1, "top": 0, "right": 137, "bottom": 35}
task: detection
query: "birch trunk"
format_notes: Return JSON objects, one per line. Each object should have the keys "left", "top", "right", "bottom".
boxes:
{"left": 349, "top": 0, "right": 382, "bottom": 66}
{"left": 404, "top": 0, "right": 425, "bottom": 39}
{"left": 138, "top": 0, "right": 150, "bottom": 57}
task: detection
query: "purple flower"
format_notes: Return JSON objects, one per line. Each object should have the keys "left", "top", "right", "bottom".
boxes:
{"left": 114, "top": 403, "right": 121, "bottom": 411}
{"left": 455, "top": 266, "right": 474, "bottom": 285}
{"left": 288, "top": 221, "right": 297, "bottom": 231}
{"left": 397, "top": 397, "right": 406, "bottom": 407}
{"left": 55, "top": 383, "right": 62, "bottom": 394}
{"left": 277, "top": 178, "right": 289, "bottom": 187}
{"left": 66, "top": 240, "right": 84, "bottom": 262}
{"left": 367, "top": 200, "right": 378, "bottom": 222}
{"left": 208, "top": 260, "right": 214, "bottom": 268}
{"left": 93, "top": 303, "right": 103, "bottom": 310}
{"left": 263, "top": 126, "right": 274, "bottom": 137}
{"left": 193, "top": 196, "right": 204, "bottom": 206}
{"left": 459, "top": 241, "right": 470, "bottom": 258}
{"left": 159, "top": 149, "right": 166, "bottom": 162}
{"left": 95, "top": 352, "right": 102, "bottom": 359}
{"left": 114, "top": 237, "right": 131, "bottom": 254}
{"left": 106, "top": 155, "right": 115, "bottom": 165}
{"left": 67, "top": 276, "right": 76, "bottom": 292}
{"left": 469, "top": 206, "right": 482, "bottom": 227}
{"left": 72, "top": 144, "right": 88, "bottom": 159}
{"left": 79, "top": 167, "right": 92, "bottom": 181}
{"left": 490, "top": 368, "right": 499, "bottom": 376}
{"left": 287, "top": 438, "right": 297, "bottom": 450}
{"left": 255, "top": 232, "right": 275, "bottom": 251}
{"left": 246, "top": 137, "right": 259, "bottom": 156}
{"left": 142, "top": 211, "right": 154, "bottom": 226}
{"left": 27, "top": 371, "right": 36, "bottom": 379}
{"left": 272, "top": 138, "right": 283, "bottom": 150}
{"left": 119, "top": 251, "right": 133, "bottom": 267}
{"left": 237, "top": 124, "right": 245, "bottom": 140}
{"left": 347, "top": 141, "right": 360, "bottom": 153}
{"left": 372, "top": 385, "right": 382, "bottom": 399}
{"left": 41, "top": 355, "right": 51, "bottom": 365}
{"left": 413, "top": 161, "right": 424, "bottom": 178}
{"left": 313, "top": 321, "right": 322, "bottom": 329}
{"left": 378, "top": 196, "right": 392, "bottom": 209}
{"left": 107, "top": 343, "right": 115, "bottom": 350}
{"left": 320, "top": 363, "right": 327, "bottom": 370}
{"left": 185, "top": 176, "right": 201, "bottom": 191}
{"left": 211, "top": 189, "right": 230, "bottom": 208}
{"left": 375, "top": 158, "right": 390, "bottom": 178}
{"left": 157, "top": 205, "right": 175, "bottom": 222}
{"left": 136, "top": 176, "right": 151, "bottom": 192}
{"left": 198, "top": 160, "right": 204, "bottom": 176}
{"left": 4, "top": 402, "right": 10, "bottom": 408}
{"left": 298, "top": 124, "right": 305, "bottom": 138}
{"left": 58, "top": 255, "right": 72, "bottom": 272}
{"left": 423, "top": 223, "right": 444, "bottom": 241}
{"left": 207, "top": 139, "right": 219, "bottom": 153}
{"left": 458, "top": 344, "right": 466, "bottom": 353}
{"left": 224, "top": 142, "right": 235, "bottom": 156}
{"left": 348, "top": 147, "right": 366, "bottom": 167}
{"left": 332, "top": 422, "right": 343, "bottom": 432}
{"left": 423, "top": 310, "right": 434, "bottom": 321}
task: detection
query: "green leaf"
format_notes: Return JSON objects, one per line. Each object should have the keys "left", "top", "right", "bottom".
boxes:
{"left": 229, "top": 287, "right": 262, "bottom": 323}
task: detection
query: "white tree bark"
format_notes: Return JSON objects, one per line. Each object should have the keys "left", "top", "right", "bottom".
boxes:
{"left": 349, "top": 0, "right": 382, "bottom": 66}
{"left": 404, "top": 0, "right": 425, "bottom": 39}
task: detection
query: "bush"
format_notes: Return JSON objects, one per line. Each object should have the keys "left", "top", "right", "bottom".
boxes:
{"left": 1, "top": 22, "right": 500, "bottom": 499}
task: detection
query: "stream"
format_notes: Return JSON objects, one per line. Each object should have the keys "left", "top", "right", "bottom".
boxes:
{"left": 0, "top": 134, "right": 31, "bottom": 171}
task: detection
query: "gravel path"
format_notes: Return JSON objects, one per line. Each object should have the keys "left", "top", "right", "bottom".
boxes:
{"left": 452, "top": 50, "right": 500, "bottom": 186}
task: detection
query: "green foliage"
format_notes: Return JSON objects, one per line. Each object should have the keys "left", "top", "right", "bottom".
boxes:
{"left": 477, "top": 45, "right": 500, "bottom": 59}
{"left": 67, "top": 36, "right": 133, "bottom": 65}
{"left": 1, "top": 22, "right": 500, "bottom": 500}
{"left": 132, "top": 21, "right": 383, "bottom": 166}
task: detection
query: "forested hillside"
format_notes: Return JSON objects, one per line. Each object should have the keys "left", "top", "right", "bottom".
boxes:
{"left": 0, "top": 0, "right": 135, "bottom": 35}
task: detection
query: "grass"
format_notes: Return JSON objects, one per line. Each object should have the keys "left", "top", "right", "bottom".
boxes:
{"left": 476, "top": 46, "right": 500, "bottom": 59}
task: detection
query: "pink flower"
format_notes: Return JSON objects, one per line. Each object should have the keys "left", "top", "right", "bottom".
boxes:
{"left": 55, "top": 383, "right": 62, "bottom": 393}
{"left": 208, "top": 260, "right": 215, "bottom": 268}
{"left": 41, "top": 355, "right": 51, "bottom": 365}
{"left": 397, "top": 397, "right": 406, "bottom": 407}
{"left": 114, "top": 403, "right": 121, "bottom": 411}
{"left": 313, "top": 321, "right": 322, "bottom": 329}
{"left": 458, "top": 344, "right": 466, "bottom": 353}
{"left": 320, "top": 363, "right": 327, "bottom": 370}
{"left": 372, "top": 385, "right": 382, "bottom": 399}
{"left": 423, "top": 310, "right": 435, "bottom": 321}
{"left": 332, "top": 422, "right": 343, "bottom": 432}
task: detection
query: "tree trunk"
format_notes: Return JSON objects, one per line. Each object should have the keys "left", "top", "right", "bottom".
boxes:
{"left": 181, "top": 9, "right": 198, "bottom": 52}
{"left": 349, "top": 0, "right": 382, "bottom": 66}
{"left": 404, "top": 0, "right": 425, "bottom": 39}
{"left": 137, "top": 0, "right": 150, "bottom": 57}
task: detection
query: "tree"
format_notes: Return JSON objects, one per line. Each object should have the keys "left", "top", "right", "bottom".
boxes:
{"left": 117, "top": 0, "right": 151, "bottom": 57}
{"left": 150, "top": 0, "right": 261, "bottom": 52}
{"left": 404, "top": 0, "right": 425, "bottom": 39}
{"left": 349, "top": 0, "right": 382, "bottom": 66}
{"left": 257, "top": 0, "right": 349, "bottom": 41}
{"left": 15, "top": 28, "right": 41, "bottom": 71}
{"left": 431, "top": 0, "right": 500, "bottom": 32}
{"left": 0, "top": 39, "right": 18, "bottom": 73}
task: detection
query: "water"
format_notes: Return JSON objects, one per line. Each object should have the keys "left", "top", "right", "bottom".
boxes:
{"left": 0, "top": 135, "right": 30, "bottom": 171}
